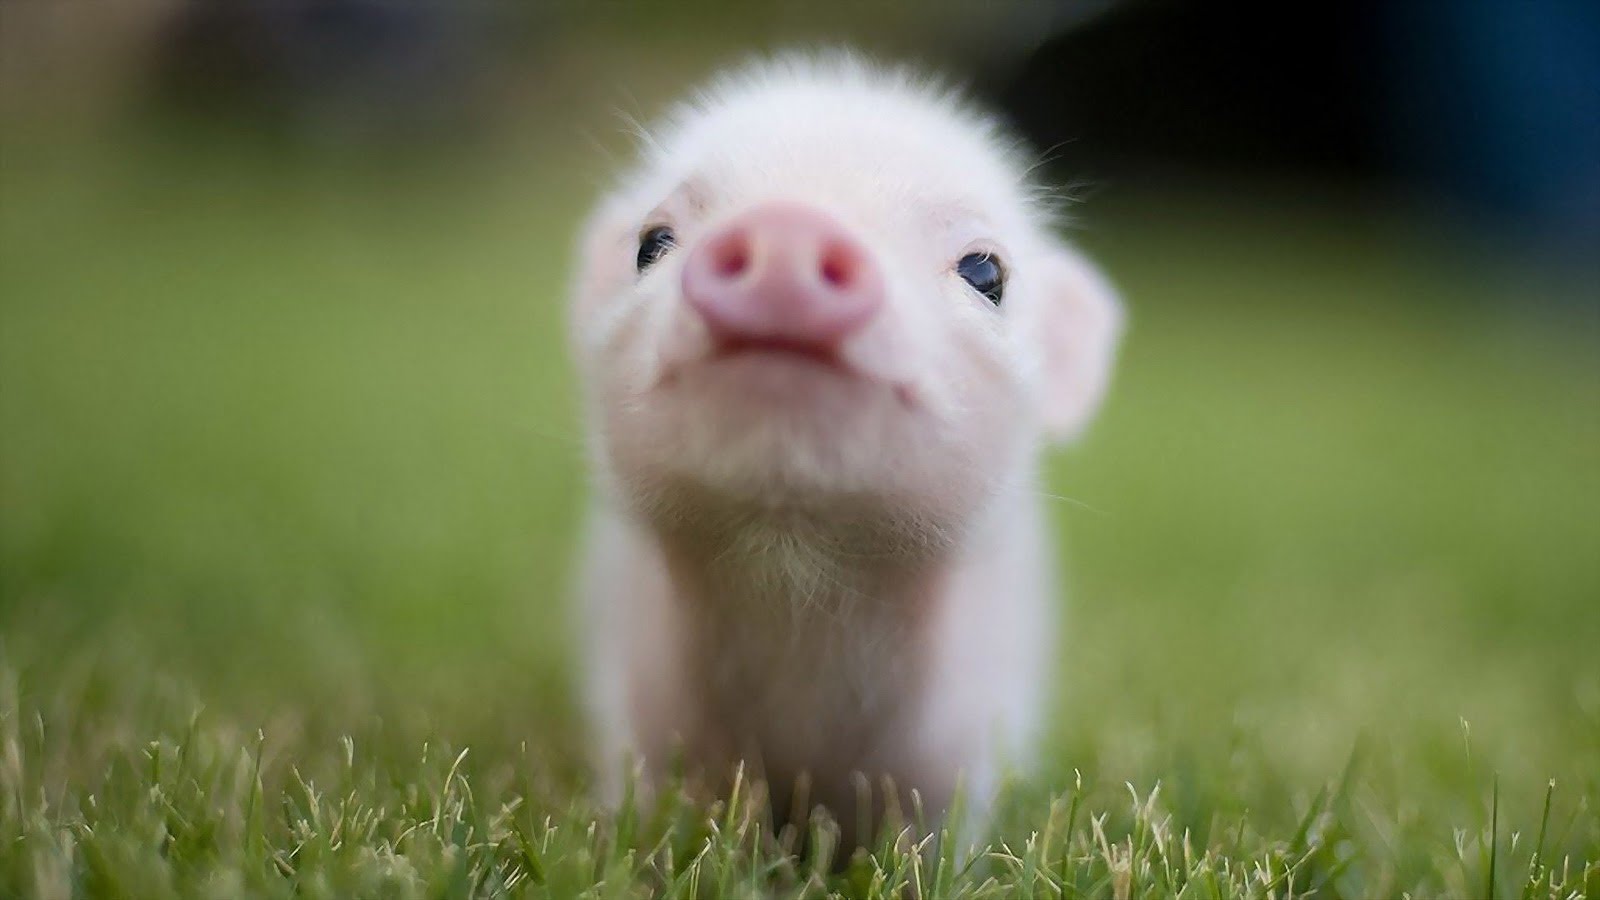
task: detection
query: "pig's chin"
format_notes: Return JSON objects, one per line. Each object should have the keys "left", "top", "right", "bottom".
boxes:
{"left": 603, "top": 359, "right": 999, "bottom": 538}
{"left": 657, "top": 337, "right": 915, "bottom": 405}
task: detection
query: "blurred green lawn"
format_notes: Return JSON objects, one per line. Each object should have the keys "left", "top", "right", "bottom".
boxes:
{"left": 2, "top": 133, "right": 1597, "bottom": 896}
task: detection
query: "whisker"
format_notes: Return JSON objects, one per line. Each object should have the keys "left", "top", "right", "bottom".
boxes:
{"left": 511, "top": 420, "right": 590, "bottom": 464}
{"left": 1033, "top": 490, "right": 1110, "bottom": 517}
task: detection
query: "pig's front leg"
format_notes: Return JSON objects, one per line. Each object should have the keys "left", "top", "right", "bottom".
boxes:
{"left": 577, "top": 505, "right": 693, "bottom": 807}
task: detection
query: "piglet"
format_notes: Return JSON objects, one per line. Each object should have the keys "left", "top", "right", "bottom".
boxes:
{"left": 567, "top": 53, "right": 1122, "bottom": 848}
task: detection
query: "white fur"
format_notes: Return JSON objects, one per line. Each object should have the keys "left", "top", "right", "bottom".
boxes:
{"left": 568, "top": 52, "right": 1122, "bottom": 842}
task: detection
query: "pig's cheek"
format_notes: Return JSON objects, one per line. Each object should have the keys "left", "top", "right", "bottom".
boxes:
{"left": 585, "top": 292, "right": 675, "bottom": 395}
{"left": 947, "top": 369, "right": 1035, "bottom": 487}
{"left": 944, "top": 324, "right": 1029, "bottom": 422}
{"left": 651, "top": 303, "right": 718, "bottom": 375}
{"left": 595, "top": 396, "right": 669, "bottom": 495}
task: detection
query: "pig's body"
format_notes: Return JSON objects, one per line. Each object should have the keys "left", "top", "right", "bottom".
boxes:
{"left": 568, "top": 54, "right": 1122, "bottom": 842}
{"left": 580, "top": 469, "right": 1053, "bottom": 830}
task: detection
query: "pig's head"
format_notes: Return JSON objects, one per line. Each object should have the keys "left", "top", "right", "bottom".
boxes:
{"left": 570, "top": 55, "right": 1122, "bottom": 549}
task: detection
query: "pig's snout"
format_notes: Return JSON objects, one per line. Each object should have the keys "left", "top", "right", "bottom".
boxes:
{"left": 681, "top": 203, "right": 883, "bottom": 352}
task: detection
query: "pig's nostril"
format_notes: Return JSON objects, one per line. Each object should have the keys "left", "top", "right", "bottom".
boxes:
{"left": 716, "top": 247, "right": 749, "bottom": 278}
{"left": 818, "top": 243, "right": 858, "bottom": 289}
{"left": 708, "top": 233, "right": 752, "bottom": 279}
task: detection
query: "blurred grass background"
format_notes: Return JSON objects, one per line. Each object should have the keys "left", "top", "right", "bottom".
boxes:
{"left": 2, "top": 2, "right": 1598, "bottom": 895}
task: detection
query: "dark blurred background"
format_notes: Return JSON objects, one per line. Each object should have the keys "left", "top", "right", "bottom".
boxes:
{"left": 1, "top": 0, "right": 1597, "bottom": 809}
{"left": 12, "top": 0, "right": 1597, "bottom": 256}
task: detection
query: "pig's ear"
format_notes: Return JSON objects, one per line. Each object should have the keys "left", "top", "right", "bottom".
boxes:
{"left": 1034, "top": 240, "right": 1124, "bottom": 442}
{"left": 571, "top": 195, "right": 636, "bottom": 316}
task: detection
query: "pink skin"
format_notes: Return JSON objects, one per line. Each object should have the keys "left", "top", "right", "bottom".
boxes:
{"left": 571, "top": 55, "right": 1124, "bottom": 849}
{"left": 682, "top": 202, "right": 884, "bottom": 360}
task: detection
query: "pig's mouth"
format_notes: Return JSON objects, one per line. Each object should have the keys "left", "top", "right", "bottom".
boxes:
{"left": 712, "top": 335, "right": 845, "bottom": 367}
{"left": 659, "top": 338, "right": 919, "bottom": 408}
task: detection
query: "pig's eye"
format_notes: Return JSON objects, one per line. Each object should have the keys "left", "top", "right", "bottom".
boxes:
{"left": 957, "top": 252, "right": 1005, "bottom": 306}
{"left": 636, "top": 226, "right": 677, "bottom": 272}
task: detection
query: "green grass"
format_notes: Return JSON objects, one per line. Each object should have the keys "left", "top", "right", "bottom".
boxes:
{"left": 2, "top": 134, "right": 1597, "bottom": 898}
